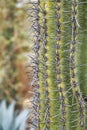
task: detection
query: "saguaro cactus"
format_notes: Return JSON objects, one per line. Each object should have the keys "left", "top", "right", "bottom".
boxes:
{"left": 28, "top": 0, "right": 87, "bottom": 130}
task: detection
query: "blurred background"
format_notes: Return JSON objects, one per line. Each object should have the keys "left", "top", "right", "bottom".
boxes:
{"left": 0, "top": 0, "right": 32, "bottom": 109}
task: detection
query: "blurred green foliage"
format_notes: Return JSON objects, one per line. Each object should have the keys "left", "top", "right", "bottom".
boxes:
{"left": 0, "top": 0, "right": 30, "bottom": 105}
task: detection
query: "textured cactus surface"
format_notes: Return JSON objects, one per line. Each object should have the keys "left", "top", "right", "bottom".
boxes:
{"left": 28, "top": 0, "right": 87, "bottom": 130}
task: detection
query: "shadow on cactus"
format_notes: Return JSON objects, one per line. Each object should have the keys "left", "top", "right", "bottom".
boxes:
{"left": 27, "top": 0, "right": 87, "bottom": 130}
{"left": 0, "top": 100, "right": 29, "bottom": 130}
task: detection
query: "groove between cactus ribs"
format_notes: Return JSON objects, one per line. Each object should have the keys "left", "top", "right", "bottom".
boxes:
{"left": 70, "top": 0, "right": 85, "bottom": 129}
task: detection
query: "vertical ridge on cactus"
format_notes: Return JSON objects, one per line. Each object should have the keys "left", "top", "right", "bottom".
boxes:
{"left": 55, "top": 1, "right": 70, "bottom": 130}
{"left": 38, "top": 1, "right": 50, "bottom": 129}
{"left": 28, "top": 0, "right": 87, "bottom": 129}
{"left": 77, "top": 1, "right": 87, "bottom": 129}
{"left": 77, "top": 1, "right": 87, "bottom": 100}
{"left": 45, "top": 1, "right": 60, "bottom": 129}
{"left": 70, "top": 0, "right": 85, "bottom": 129}
{"left": 30, "top": 1, "right": 40, "bottom": 129}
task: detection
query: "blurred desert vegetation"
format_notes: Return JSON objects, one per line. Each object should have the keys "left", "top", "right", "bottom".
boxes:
{"left": 0, "top": 0, "right": 32, "bottom": 108}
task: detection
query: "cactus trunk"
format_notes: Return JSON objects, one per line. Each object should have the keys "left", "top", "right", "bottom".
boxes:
{"left": 29, "top": 0, "right": 87, "bottom": 130}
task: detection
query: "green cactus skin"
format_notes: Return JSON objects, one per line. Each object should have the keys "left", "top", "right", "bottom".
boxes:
{"left": 70, "top": 0, "right": 85, "bottom": 129}
{"left": 77, "top": 1, "right": 87, "bottom": 100}
{"left": 55, "top": 1, "right": 70, "bottom": 130}
{"left": 38, "top": 1, "right": 50, "bottom": 129}
{"left": 77, "top": 1, "right": 87, "bottom": 129}
{"left": 45, "top": 1, "right": 60, "bottom": 129}
{"left": 28, "top": 0, "right": 87, "bottom": 130}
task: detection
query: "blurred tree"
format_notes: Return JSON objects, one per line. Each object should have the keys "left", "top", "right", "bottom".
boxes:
{"left": 0, "top": 0, "right": 31, "bottom": 105}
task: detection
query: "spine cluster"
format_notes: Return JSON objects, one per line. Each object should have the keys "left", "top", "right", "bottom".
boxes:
{"left": 56, "top": 1, "right": 68, "bottom": 130}
{"left": 30, "top": 1, "right": 41, "bottom": 129}
{"left": 38, "top": 1, "right": 50, "bottom": 129}
{"left": 70, "top": 0, "right": 85, "bottom": 128}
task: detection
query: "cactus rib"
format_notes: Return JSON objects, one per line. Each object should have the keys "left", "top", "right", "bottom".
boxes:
{"left": 38, "top": 1, "right": 50, "bottom": 129}
{"left": 56, "top": 1, "right": 69, "bottom": 130}
{"left": 70, "top": 0, "right": 85, "bottom": 129}
{"left": 45, "top": 1, "right": 60, "bottom": 129}
{"left": 31, "top": 1, "right": 40, "bottom": 129}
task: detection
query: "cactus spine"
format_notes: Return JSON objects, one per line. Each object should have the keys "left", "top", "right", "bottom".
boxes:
{"left": 29, "top": 0, "right": 87, "bottom": 130}
{"left": 70, "top": 0, "right": 85, "bottom": 129}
